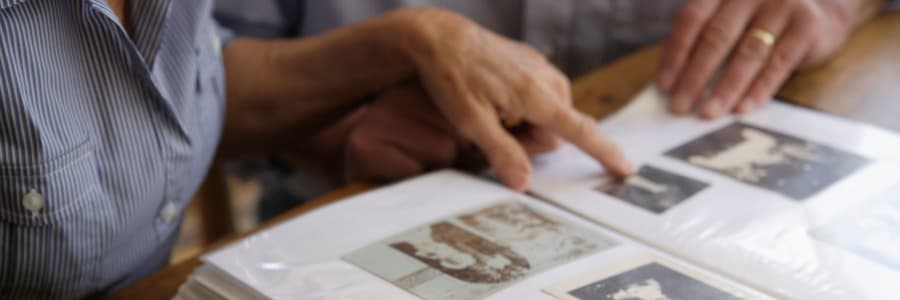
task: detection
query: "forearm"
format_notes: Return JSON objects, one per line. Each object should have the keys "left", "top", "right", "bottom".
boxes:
{"left": 219, "top": 11, "right": 418, "bottom": 158}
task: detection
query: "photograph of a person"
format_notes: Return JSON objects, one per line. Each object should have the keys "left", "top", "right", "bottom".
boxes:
{"left": 5, "top": 0, "right": 898, "bottom": 297}
{"left": 544, "top": 256, "right": 748, "bottom": 300}
{"left": 390, "top": 221, "right": 532, "bottom": 285}
{"left": 594, "top": 165, "right": 708, "bottom": 214}
{"left": 343, "top": 201, "right": 614, "bottom": 299}
{"left": 565, "top": 263, "right": 742, "bottom": 300}
{"left": 666, "top": 122, "right": 869, "bottom": 200}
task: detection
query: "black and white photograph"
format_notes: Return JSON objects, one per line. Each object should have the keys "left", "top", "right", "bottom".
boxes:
{"left": 594, "top": 165, "right": 708, "bottom": 214}
{"left": 343, "top": 201, "right": 616, "bottom": 300}
{"left": 544, "top": 256, "right": 747, "bottom": 300}
{"left": 666, "top": 122, "right": 869, "bottom": 200}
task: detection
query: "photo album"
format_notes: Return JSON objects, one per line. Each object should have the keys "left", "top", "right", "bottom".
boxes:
{"left": 175, "top": 87, "right": 900, "bottom": 300}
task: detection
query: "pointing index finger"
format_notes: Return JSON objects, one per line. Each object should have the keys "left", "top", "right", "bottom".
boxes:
{"left": 531, "top": 100, "right": 635, "bottom": 177}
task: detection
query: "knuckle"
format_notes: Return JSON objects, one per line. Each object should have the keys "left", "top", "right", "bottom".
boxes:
{"left": 664, "top": 40, "right": 689, "bottom": 60}
{"left": 711, "top": 91, "right": 733, "bottom": 104}
{"left": 572, "top": 113, "right": 596, "bottom": 140}
{"left": 547, "top": 66, "right": 567, "bottom": 81}
{"left": 797, "top": 20, "right": 818, "bottom": 36}
{"left": 738, "top": 37, "right": 770, "bottom": 60}
{"left": 347, "top": 132, "right": 373, "bottom": 153}
{"left": 794, "top": 3, "right": 825, "bottom": 25}
{"left": 540, "top": 71, "right": 572, "bottom": 104}
{"left": 346, "top": 140, "right": 380, "bottom": 167}
{"left": 519, "top": 73, "right": 542, "bottom": 91}
{"left": 679, "top": 72, "right": 706, "bottom": 92}
{"left": 794, "top": 9, "right": 816, "bottom": 25}
{"left": 551, "top": 71, "right": 571, "bottom": 95}
{"left": 679, "top": 2, "right": 706, "bottom": 23}
{"left": 770, "top": 48, "right": 797, "bottom": 73}
{"left": 516, "top": 77, "right": 549, "bottom": 106}
{"left": 767, "top": 0, "right": 794, "bottom": 13}
{"left": 791, "top": 0, "right": 814, "bottom": 11}
{"left": 699, "top": 21, "right": 733, "bottom": 49}
{"left": 521, "top": 43, "right": 547, "bottom": 61}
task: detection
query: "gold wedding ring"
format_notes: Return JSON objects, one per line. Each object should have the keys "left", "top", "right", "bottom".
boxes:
{"left": 749, "top": 28, "right": 776, "bottom": 47}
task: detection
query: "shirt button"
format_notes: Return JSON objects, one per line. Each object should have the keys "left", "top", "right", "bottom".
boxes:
{"left": 22, "top": 189, "right": 45, "bottom": 217}
{"left": 160, "top": 201, "right": 178, "bottom": 224}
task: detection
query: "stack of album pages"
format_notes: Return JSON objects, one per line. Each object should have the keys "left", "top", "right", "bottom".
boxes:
{"left": 175, "top": 86, "right": 900, "bottom": 300}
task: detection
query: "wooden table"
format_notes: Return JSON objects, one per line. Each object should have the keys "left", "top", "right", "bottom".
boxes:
{"left": 105, "top": 11, "right": 900, "bottom": 300}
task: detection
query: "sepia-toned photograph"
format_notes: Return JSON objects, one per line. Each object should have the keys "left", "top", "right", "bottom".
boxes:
{"left": 594, "top": 165, "right": 708, "bottom": 214}
{"left": 544, "top": 255, "right": 747, "bottom": 300}
{"left": 343, "top": 201, "right": 616, "bottom": 300}
{"left": 666, "top": 122, "right": 869, "bottom": 200}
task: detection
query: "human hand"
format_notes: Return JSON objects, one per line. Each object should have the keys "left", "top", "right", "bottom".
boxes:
{"left": 391, "top": 8, "right": 634, "bottom": 190}
{"left": 343, "top": 82, "right": 562, "bottom": 183}
{"left": 657, "top": 0, "right": 882, "bottom": 119}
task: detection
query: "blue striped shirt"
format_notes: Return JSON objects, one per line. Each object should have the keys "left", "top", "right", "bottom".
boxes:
{"left": 0, "top": 0, "right": 225, "bottom": 298}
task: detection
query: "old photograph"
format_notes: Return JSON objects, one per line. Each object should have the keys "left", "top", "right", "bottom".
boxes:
{"left": 594, "top": 165, "right": 708, "bottom": 214}
{"left": 343, "top": 201, "right": 616, "bottom": 299}
{"left": 545, "top": 256, "right": 746, "bottom": 300}
{"left": 666, "top": 122, "right": 869, "bottom": 200}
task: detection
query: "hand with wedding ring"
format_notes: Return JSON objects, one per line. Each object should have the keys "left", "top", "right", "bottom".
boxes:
{"left": 657, "top": 0, "right": 884, "bottom": 119}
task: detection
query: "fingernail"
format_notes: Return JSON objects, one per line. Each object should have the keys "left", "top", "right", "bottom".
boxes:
{"left": 658, "top": 70, "right": 675, "bottom": 92}
{"left": 702, "top": 98, "right": 722, "bottom": 119}
{"left": 671, "top": 93, "right": 692, "bottom": 115}
{"left": 620, "top": 160, "right": 637, "bottom": 176}
{"left": 506, "top": 165, "right": 531, "bottom": 191}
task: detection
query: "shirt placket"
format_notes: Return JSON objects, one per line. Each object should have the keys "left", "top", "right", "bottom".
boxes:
{"left": 85, "top": 0, "right": 189, "bottom": 237}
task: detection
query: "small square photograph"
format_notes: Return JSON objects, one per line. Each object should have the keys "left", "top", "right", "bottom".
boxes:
{"left": 666, "top": 122, "right": 869, "bottom": 200}
{"left": 811, "top": 184, "right": 900, "bottom": 272}
{"left": 594, "top": 165, "right": 708, "bottom": 214}
{"left": 544, "top": 255, "right": 750, "bottom": 300}
{"left": 343, "top": 201, "right": 616, "bottom": 300}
